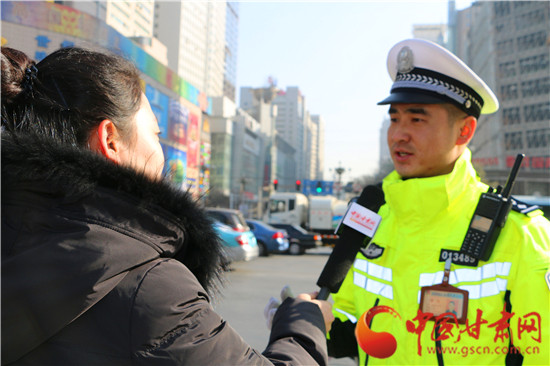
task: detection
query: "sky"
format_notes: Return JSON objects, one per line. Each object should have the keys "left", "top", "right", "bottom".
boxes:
{"left": 236, "top": 0, "right": 474, "bottom": 182}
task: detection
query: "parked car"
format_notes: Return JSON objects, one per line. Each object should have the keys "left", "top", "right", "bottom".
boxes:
{"left": 206, "top": 207, "right": 250, "bottom": 232}
{"left": 246, "top": 219, "right": 290, "bottom": 256}
{"left": 212, "top": 221, "right": 259, "bottom": 262}
{"left": 269, "top": 223, "right": 323, "bottom": 255}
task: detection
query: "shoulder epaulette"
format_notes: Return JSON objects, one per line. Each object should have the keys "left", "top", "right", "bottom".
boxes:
{"left": 510, "top": 197, "right": 541, "bottom": 215}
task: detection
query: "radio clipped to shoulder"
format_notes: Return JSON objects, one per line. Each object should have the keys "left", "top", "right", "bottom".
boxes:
{"left": 460, "top": 154, "right": 524, "bottom": 261}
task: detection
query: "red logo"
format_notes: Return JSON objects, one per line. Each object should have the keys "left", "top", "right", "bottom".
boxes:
{"left": 355, "top": 306, "right": 401, "bottom": 358}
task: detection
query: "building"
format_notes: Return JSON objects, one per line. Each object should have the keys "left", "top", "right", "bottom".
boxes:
{"left": 240, "top": 85, "right": 325, "bottom": 196}
{"left": 208, "top": 99, "right": 235, "bottom": 204}
{"left": 239, "top": 85, "right": 280, "bottom": 206}
{"left": 272, "top": 87, "right": 308, "bottom": 184}
{"left": 105, "top": 1, "right": 155, "bottom": 38}
{"left": 412, "top": 24, "right": 447, "bottom": 45}
{"left": 309, "top": 115, "right": 325, "bottom": 181}
{"left": 155, "top": 1, "right": 232, "bottom": 100}
{"left": 208, "top": 97, "right": 265, "bottom": 217}
{"left": 1, "top": 1, "right": 212, "bottom": 199}
{"left": 59, "top": 0, "right": 167, "bottom": 65}
{"left": 454, "top": 1, "right": 550, "bottom": 195}
{"left": 224, "top": 2, "right": 239, "bottom": 101}
{"left": 231, "top": 109, "right": 263, "bottom": 217}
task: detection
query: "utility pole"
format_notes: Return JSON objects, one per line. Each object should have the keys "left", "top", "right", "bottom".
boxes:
{"left": 331, "top": 162, "right": 350, "bottom": 200}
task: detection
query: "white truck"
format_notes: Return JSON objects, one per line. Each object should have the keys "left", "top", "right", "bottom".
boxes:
{"left": 263, "top": 192, "right": 349, "bottom": 245}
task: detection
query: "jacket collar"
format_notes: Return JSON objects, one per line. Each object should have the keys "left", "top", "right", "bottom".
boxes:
{"left": 383, "top": 149, "right": 479, "bottom": 224}
{"left": 1, "top": 130, "right": 225, "bottom": 293}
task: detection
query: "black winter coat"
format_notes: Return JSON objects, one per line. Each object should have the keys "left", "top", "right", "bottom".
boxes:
{"left": 1, "top": 131, "right": 328, "bottom": 365}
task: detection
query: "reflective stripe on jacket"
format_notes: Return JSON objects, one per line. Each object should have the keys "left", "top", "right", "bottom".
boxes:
{"left": 331, "top": 149, "right": 550, "bottom": 365}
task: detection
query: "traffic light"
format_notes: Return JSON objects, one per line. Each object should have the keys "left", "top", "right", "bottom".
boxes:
{"left": 295, "top": 180, "right": 302, "bottom": 191}
{"left": 273, "top": 179, "right": 278, "bottom": 190}
{"left": 316, "top": 181, "right": 323, "bottom": 194}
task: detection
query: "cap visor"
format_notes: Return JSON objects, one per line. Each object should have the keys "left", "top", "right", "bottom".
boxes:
{"left": 377, "top": 91, "right": 448, "bottom": 105}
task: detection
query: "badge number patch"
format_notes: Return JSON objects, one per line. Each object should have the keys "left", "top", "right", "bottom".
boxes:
{"left": 361, "top": 243, "right": 385, "bottom": 259}
{"left": 439, "top": 249, "right": 478, "bottom": 267}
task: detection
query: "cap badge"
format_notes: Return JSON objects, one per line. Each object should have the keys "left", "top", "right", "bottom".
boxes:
{"left": 397, "top": 46, "right": 414, "bottom": 74}
{"left": 465, "top": 100, "right": 472, "bottom": 109}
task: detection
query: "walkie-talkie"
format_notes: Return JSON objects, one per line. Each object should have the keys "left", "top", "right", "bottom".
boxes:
{"left": 460, "top": 154, "right": 524, "bottom": 261}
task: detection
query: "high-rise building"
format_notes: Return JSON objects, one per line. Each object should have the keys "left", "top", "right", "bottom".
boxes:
{"left": 272, "top": 87, "right": 308, "bottom": 183}
{"left": 241, "top": 85, "right": 324, "bottom": 191}
{"left": 240, "top": 85, "right": 279, "bottom": 192}
{"left": 155, "top": 1, "right": 233, "bottom": 100}
{"left": 454, "top": 1, "right": 550, "bottom": 195}
{"left": 58, "top": 1, "right": 167, "bottom": 65}
{"left": 1, "top": 1, "right": 212, "bottom": 199}
{"left": 224, "top": 2, "right": 239, "bottom": 102}
{"left": 208, "top": 97, "right": 266, "bottom": 216}
{"left": 62, "top": 1, "right": 154, "bottom": 38}
{"left": 413, "top": 24, "right": 447, "bottom": 45}
{"left": 310, "top": 115, "right": 325, "bottom": 181}
{"left": 106, "top": 1, "right": 155, "bottom": 38}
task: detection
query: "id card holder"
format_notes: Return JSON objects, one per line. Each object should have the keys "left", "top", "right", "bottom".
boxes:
{"left": 419, "top": 257, "right": 469, "bottom": 324}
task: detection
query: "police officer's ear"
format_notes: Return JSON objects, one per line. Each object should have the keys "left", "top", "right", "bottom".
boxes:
{"left": 456, "top": 116, "right": 477, "bottom": 146}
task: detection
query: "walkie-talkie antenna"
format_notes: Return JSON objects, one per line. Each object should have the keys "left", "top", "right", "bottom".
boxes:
{"left": 501, "top": 154, "right": 524, "bottom": 199}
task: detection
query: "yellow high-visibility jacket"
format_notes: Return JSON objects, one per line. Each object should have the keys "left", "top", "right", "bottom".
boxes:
{"left": 331, "top": 149, "right": 550, "bottom": 365}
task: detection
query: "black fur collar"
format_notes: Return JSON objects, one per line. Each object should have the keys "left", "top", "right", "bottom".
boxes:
{"left": 2, "top": 130, "right": 225, "bottom": 293}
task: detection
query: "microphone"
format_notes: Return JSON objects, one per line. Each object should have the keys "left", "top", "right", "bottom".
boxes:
{"left": 316, "top": 185, "right": 385, "bottom": 300}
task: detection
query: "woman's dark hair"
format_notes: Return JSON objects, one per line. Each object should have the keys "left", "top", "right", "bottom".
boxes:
{"left": 1, "top": 46, "right": 142, "bottom": 146}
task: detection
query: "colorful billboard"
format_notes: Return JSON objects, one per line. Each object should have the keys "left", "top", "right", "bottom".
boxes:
{"left": 145, "top": 85, "right": 169, "bottom": 140}
{"left": 168, "top": 99, "right": 188, "bottom": 148}
{"left": 162, "top": 144, "right": 187, "bottom": 190}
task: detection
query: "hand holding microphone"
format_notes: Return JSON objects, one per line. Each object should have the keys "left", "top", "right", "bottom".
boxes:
{"left": 264, "top": 285, "right": 334, "bottom": 332}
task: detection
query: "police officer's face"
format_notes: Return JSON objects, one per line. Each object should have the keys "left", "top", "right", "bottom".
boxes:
{"left": 387, "top": 104, "right": 466, "bottom": 179}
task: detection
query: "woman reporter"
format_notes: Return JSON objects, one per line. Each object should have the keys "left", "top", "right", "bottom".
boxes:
{"left": 1, "top": 46, "right": 332, "bottom": 365}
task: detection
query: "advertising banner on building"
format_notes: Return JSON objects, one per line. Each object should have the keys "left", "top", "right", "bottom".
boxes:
{"left": 145, "top": 85, "right": 169, "bottom": 140}
{"left": 186, "top": 113, "right": 200, "bottom": 191}
{"left": 162, "top": 144, "right": 187, "bottom": 190}
{"left": 168, "top": 99, "right": 188, "bottom": 148}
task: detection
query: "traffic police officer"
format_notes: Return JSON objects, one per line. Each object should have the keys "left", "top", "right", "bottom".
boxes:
{"left": 327, "top": 39, "right": 550, "bottom": 365}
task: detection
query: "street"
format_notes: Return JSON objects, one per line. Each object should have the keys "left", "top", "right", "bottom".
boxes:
{"left": 213, "top": 247, "right": 356, "bottom": 366}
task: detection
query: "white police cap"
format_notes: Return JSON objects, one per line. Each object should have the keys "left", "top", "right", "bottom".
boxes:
{"left": 378, "top": 38, "right": 498, "bottom": 118}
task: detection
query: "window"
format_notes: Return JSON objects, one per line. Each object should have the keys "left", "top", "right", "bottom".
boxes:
{"left": 521, "top": 77, "right": 550, "bottom": 98}
{"left": 289, "top": 199, "right": 295, "bottom": 211}
{"left": 526, "top": 129, "right": 550, "bottom": 149}
{"left": 498, "top": 61, "right": 516, "bottom": 78}
{"left": 270, "top": 200, "right": 286, "bottom": 214}
{"left": 503, "top": 107, "right": 521, "bottom": 126}
{"left": 500, "top": 84, "right": 518, "bottom": 101}
{"left": 517, "top": 31, "right": 547, "bottom": 52}
{"left": 494, "top": 1, "right": 511, "bottom": 17}
{"left": 519, "top": 54, "right": 549, "bottom": 75}
{"left": 523, "top": 102, "right": 550, "bottom": 123}
{"left": 504, "top": 131, "right": 523, "bottom": 150}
